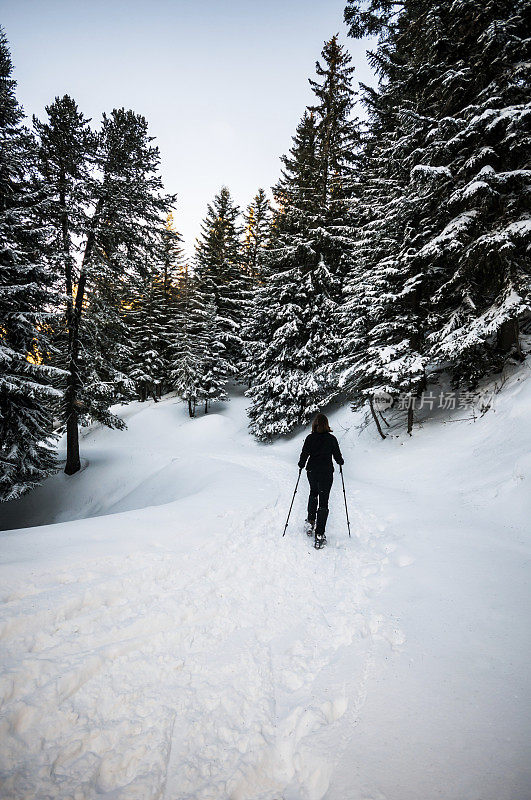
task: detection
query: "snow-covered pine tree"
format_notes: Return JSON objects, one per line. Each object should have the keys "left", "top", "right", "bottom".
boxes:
{"left": 0, "top": 28, "right": 62, "bottom": 501}
{"left": 405, "top": 0, "right": 531, "bottom": 385}
{"left": 339, "top": 179, "right": 429, "bottom": 436}
{"left": 123, "top": 214, "right": 185, "bottom": 403}
{"left": 170, "top": 269, "right": 229, "bottom": 416}
{"left": 33, "top": 95, "right": 96, "bottom": 453}
{"left": 337, "top": 16, "right": 431, "bottom": 433}
{"left": 341, "top": 0, "right": 531, "bottom": 432}
{"left": 198, "top": 292, "right": 230, "bottom": 414}
{"left": 309, "top": 34, "right": 359, "bottom": 216}
{"left": 240, "top": 188, "right": 271, "bottom": 386}
{"left": 125, "top": 267, "right": 167, "bottom": 402}
{"left": 35, "top": 102, "right": 175, "bottom": 473}
{"left": 246, "top": 112, "right": 322, "bottom": 436}
{"left": 243, "top": 188, "right": 271, "bottom": 283}
{"left": 83, "top": 110, "right": 177, "bottom": 407}
{"left": 247, "top": 36, "right": 359, "bottom": 439}
{"left": 170, "top": 265, "right": 202, "bottom": 417}
{"left": 156, "top": 212, "right": 185, "bottom": 395}
{"left": 194, "top": 186, "right": 248, "bottom": 374}
{"left": 78, "top": 280, "right": 135, "bottom": 411}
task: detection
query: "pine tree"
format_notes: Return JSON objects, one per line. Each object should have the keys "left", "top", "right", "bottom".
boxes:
{"left": 156, "top": 213, "right": 186, "bottom": 394}
{"left": 126, "top": 269, "right": 166, "bottom": 402}
{"left": 340, "top": 0, "right": 531, "bottom": 432}
{"left": 241, "top": 188, "right": 271, "bottom": 386}
{"left": 170, "top": 269, "right": 229, "bottom": 416}
{"left": 409, "top": 0, "right": 531, "bottom": 384}
{"left": 337, "top": 80, "right": 428, "bottom": 433}
{"left": 194, "top": 186, "right": 248, "bottom": 373}
{"left": 247, "top": 112, "right": 322, "bottom": 436}
{"left": 35, "top": 101, "right": 175, "bottom": 473}
{"left": 247, "top": 36, "right": 359, "bottom": 438}
{"left": 243, "top": 188, "right": 271, "bottom": 283}
{"left": 170, "top": 266, "right": 202, "bottom": 417}
{"left": 339, "top": 2, "right": 453, "bottom": 431}
{"left": 309, "top": 34, "right": 358, "bottom": 212}
{"left": 0, "top": 28, "right": 61, "bottom": 501}
{"left": 198, "top": 294, "right": 230, "bottom": 414}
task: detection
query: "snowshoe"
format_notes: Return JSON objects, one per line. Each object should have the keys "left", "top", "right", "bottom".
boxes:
{"left": 304, "top": 519, "right": 315, "bottom": 537}
{"left": 314, "top": 533, "right": 326, "bottom": 550}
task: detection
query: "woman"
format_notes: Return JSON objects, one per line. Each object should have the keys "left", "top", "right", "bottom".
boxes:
{"left": 297, "top": 413, "right": 344, "bottom": 548}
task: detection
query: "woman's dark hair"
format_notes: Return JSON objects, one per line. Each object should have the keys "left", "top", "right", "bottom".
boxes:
{"left": 312, "top": 413, "right": 332, "bottom": 433}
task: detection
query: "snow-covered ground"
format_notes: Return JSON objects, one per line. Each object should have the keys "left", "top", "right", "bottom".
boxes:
{"left": 1, "top": 368, "right": 530, "bottom": 800}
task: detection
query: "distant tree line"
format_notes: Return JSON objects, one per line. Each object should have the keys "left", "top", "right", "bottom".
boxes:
{"left": 1, "top": 0, "right": 529, "bottom": 500}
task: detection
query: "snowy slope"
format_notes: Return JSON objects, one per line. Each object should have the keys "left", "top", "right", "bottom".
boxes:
{"left": 0, "top": 371, "right": 530, "bottom": 800}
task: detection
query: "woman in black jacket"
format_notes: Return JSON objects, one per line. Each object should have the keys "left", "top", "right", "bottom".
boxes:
{"left": 298, "top": 413, "right": 344, "bottom": 548}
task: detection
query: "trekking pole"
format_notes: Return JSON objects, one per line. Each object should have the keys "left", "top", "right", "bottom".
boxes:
{"left": 282, "top": 468, "right": 302, "bottom": 537}
{"left": 340, "top": 465, "right": 351, "bottom": 537}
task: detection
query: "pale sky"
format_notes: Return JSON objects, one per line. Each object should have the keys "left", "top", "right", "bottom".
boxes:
{"left": 3, "top": 0, "right": 376, "bottom": 258}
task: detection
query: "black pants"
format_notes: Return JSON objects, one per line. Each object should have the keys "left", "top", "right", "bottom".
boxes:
{"left": 307, "top": 469, "right": 333, "bottom": 536}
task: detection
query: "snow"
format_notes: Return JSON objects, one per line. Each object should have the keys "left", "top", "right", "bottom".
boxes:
{"left": 417, "top": 210, "right": 478, "bottom": 257}
{"left": 1, "top": 372, "right": 530, "bottom": 799}
{"left": 503, "top": 218, "right": 531, "bottom": 237}
{"left": 448, "top": 179, "right": 494, "bottom": 205}
{"left": 410, "top": 164, "right": 452, "bottom": 181}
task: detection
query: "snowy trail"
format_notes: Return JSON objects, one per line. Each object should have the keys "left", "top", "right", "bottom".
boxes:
{"left": 1, "top": 376, "right": 530, "bottom": 799}
{"left": 0, "top": 507, "right": 390, "bottom": 800}
{"left": 0, "top": 398, "right": 396, "bottom": 800}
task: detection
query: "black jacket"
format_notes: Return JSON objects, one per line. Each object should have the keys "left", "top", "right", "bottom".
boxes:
{"left": 298, "top": 431, "right": 344, "bottom": 473}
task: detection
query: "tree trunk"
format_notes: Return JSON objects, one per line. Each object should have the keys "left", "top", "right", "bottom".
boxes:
{"left": 64, "top": 410, "right": 80, "bottom": 475}
{"left": 204, "top": 400, "right": 208, "bottom": 414}
{"left": 63, "top": 198, "right": 104, "bottom": 476}
{"left": 369, "top": 395, "right": 386, "bottom": 440}
{"left": 60, "top": 177, "right": 82, "bottom": 476}
{"left": 64, "top": 298, "right": 83, "bottom": 474}
{"left": 497, "top": 318, "right": 521, "bottom": 356}
{"left": 407, "top": 403, "right": 414, "bottom": 436}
